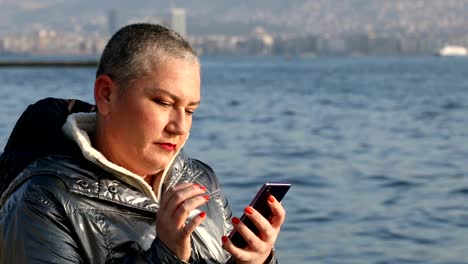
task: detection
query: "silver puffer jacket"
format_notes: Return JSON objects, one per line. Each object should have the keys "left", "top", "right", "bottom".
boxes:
{"left": 0, "top": 98, "right": 278, "bottom": 263}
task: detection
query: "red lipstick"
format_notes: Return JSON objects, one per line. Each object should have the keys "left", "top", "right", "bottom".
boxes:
{"left": 158, "top": 143, "right": 176, "bottom": 151}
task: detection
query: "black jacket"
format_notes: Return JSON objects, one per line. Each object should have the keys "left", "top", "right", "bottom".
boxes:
{"left": 0, "top": 98, "right": 278, "bottom": 263}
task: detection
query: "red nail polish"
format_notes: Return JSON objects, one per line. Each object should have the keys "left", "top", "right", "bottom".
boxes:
{"left": 222, "top": 236, "right": 228, "bottom": 243}
{"left": 244, "top": 206, "right": 254, "bottom": 215}
{"left": 199, "top": 211, "right": 206, "bottom": 218}
{"left": 232, "top": 217, "right": 240, "bottom": 224}
{"left": 194, "top": 184, "right": 206, "bottom": 191}
{"left": 203, "top": 195, "right": 210, "bottom": 201}
{"left": 268, "top": 195, "right": 275, "bottom": 203}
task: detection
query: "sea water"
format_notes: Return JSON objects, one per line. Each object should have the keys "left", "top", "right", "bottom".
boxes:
{"left": 1, "top": 56, "right": 468, "bottom": 263}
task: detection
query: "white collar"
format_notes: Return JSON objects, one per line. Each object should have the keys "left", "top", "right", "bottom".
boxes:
{"left": 62, "top": 112, "right": 185, "bottom": 202}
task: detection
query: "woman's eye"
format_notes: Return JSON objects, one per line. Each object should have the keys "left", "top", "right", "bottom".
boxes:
{"left": 154, "top": 99, "right": 171, "bottom": 107}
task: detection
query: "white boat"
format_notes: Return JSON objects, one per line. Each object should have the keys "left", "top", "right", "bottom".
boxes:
{"left": 438, "top": 45, "right": 468, "bottom": 56}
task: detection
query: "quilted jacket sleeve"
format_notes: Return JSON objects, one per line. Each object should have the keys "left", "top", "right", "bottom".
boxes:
{"left": 0, "top": 175, "right": 85, "bottom": 264}
{"left": 0, "top": 174, "right": 191, "bottom": 264}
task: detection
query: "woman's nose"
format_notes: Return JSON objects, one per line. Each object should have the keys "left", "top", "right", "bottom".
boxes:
{"left": 166, "top": 109, "right": 188, "bottom": 135}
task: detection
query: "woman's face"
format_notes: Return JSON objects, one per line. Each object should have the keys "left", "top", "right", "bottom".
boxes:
{"left": 98, "top": 58, "right": 200, "bottom": 177}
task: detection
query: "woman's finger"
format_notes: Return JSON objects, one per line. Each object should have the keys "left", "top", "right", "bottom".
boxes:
{"left": 172, "top": 195, "right": 210, "bottom": 226}
{"left": 244, "top": 206, "right": 277, "bottom": 241}
{"left": 221, "top": 236, "right": 251, "bottom": 262}
{"left": 164, "top": 183, "right": 207, "bottom": 214}
{"left": 182, "top": 211, "right": 207, "bottom": 236}
{"left": 230, "top": 215, "right": 263, "bottom": 251}
{"left": 160, "top": 182, "right": 193, "bottom": 210}
{"left": 267, "top": 195, "right": 286, "bottom": 228}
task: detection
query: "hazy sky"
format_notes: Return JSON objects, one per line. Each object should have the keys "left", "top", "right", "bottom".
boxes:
{"left": 1, "top": 0, "right": 467, "bottom": 36}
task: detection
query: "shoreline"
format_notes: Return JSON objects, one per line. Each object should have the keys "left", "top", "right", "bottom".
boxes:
{"left": 0, "top": 60, "right": 98, "bottom": 67}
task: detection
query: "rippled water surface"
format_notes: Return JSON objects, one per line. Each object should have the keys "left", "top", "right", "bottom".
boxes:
{"left": 1, "top": 56, "right": 468, "bottom": 263}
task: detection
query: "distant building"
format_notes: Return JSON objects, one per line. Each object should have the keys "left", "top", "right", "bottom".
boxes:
{"left": 108, "top": 9, "right": 118, "bottom": 36}
{"left": 236, "top": 27, "right": 274, "bottom": 55}
{"left": 368, "top": 36, "right": 401, "bottom": 56}
{"left": 170, "top": 8, "right": 186, "bottom": 37}
{"left": 345, "top": 34, "right": 370, "bottom": 56}
{"left": 326, "top": 37, "right": 347, "bottom": 55}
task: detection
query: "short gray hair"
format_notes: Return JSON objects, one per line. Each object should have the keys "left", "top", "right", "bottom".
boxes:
{"left": 96, "top": 23, "right": 199, "bottom": 89}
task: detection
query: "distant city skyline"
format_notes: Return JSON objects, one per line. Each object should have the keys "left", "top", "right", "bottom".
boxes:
{"left": 1, "top": 0, "right": 468, "bottom": 57}
{"left": 1, "top": 0, "right": 468, "bottom": 38}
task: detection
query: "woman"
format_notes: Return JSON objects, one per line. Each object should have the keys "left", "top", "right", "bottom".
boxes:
{"left": 0, "top": 24, "right": 286, "bottom": 263}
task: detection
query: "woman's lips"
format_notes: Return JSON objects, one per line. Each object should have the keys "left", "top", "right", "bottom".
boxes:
{"left": 157, "top": 143, "right": 177, "bottom": 151}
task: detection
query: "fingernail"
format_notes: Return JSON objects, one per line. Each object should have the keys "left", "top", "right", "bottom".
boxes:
{"left": 203, "top": 195, "right": 210, "bottom": 201}
{"left": 199, "top": 211, "right": 206, "bottom": 218}
{"left": 244, "top": 206, "right": 254, "bottom": 215}
{"left": 232, "top": 217, "right": 240, "bottom": 224}
{"left": 268, "top": 195, "right": 275, "bottom": 203}
{"left": 193, "top": 184, "right": 206, "bottom": 191}
{"left": 222, "top": 236, "right": 228, "bottom": 243}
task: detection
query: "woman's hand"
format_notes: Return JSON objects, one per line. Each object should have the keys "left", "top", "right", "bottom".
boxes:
{"left": 156, "top": 182, "right": 210, "bottom": 261}
{"left": 222, "top": 195, "right": 286, "bottom": 264}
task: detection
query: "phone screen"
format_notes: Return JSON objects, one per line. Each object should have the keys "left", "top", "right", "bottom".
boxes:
{"left": 228, "top": 182, "right": 291, "bottom": 248}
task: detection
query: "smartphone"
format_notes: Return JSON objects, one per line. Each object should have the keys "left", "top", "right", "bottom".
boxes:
{"left": 228, "top": 182, "right": 291, "bottom": 248}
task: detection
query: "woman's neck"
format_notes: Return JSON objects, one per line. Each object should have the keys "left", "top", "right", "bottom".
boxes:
{"left": 143, "top": 172, "right": 163, "bottom": 196}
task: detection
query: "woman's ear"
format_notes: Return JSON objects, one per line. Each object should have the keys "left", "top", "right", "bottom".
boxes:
{"left": 94, "top": 75, "right": 115, "bottom": 116}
